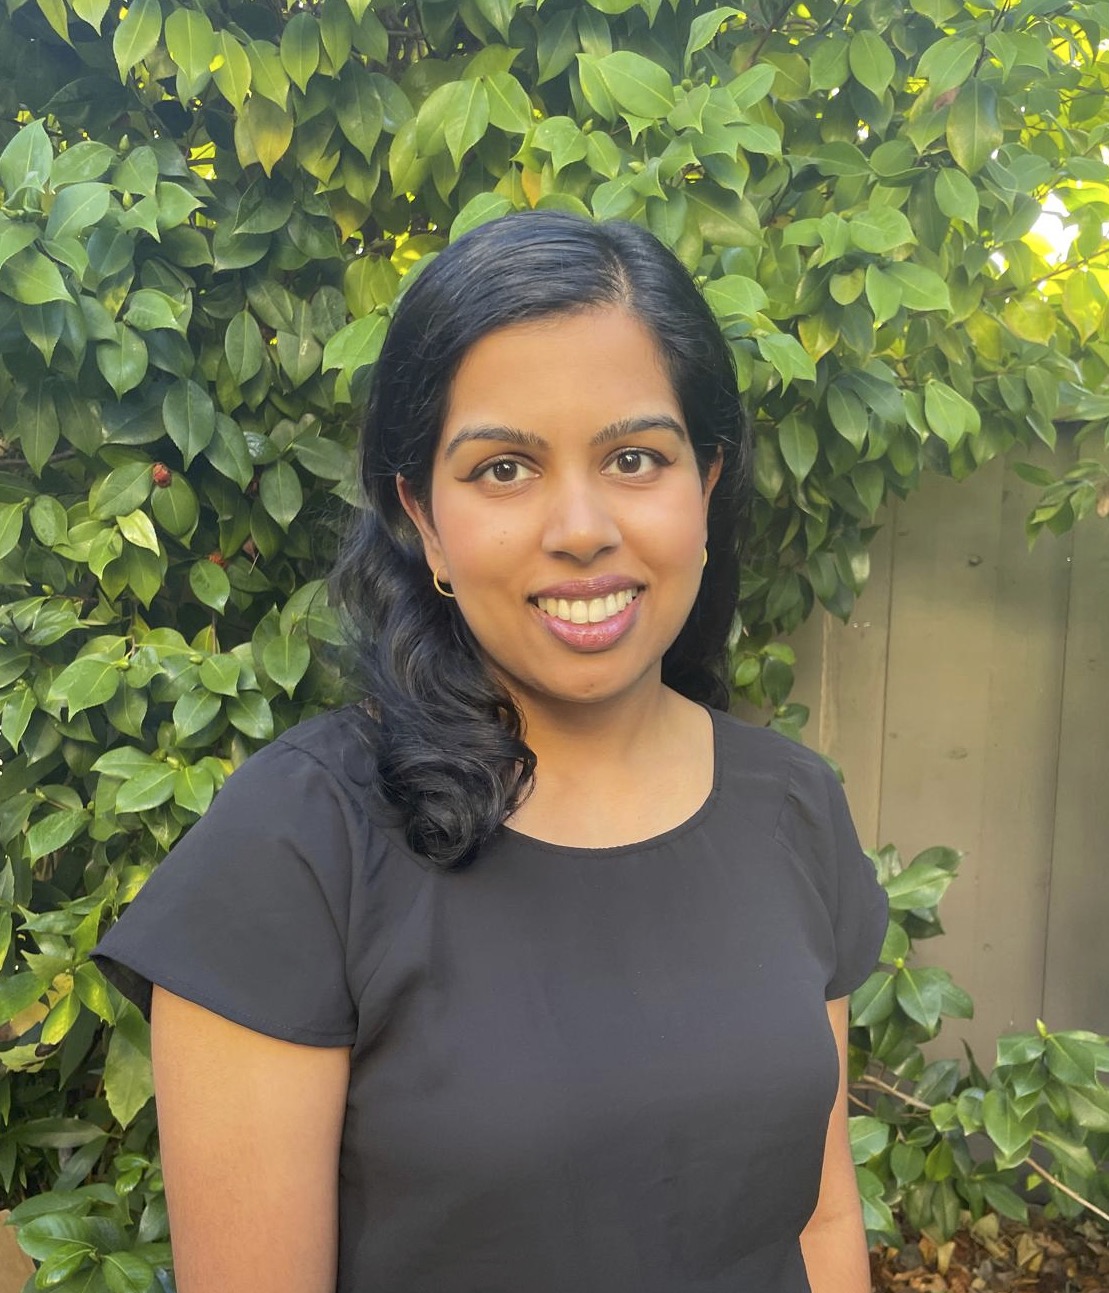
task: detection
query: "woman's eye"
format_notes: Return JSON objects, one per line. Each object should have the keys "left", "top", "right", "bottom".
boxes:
{"left": 606, "top": 449, "right": 662, "bottom": 477}
{"left": 479, "top": 459, "right": 534, "bottom": 484}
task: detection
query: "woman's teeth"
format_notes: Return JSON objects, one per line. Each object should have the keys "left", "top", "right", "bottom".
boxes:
{"left": 535, "top": 589, "right": 639, "bottom": 624}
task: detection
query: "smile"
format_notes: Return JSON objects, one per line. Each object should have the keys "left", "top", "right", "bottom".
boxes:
{"left": 534, "top": 589, "right": 640, "bottom": 624}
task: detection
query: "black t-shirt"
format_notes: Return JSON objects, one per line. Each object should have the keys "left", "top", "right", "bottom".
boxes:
{"left": 92, "top": 704, "right": 888, "bottom": 1293}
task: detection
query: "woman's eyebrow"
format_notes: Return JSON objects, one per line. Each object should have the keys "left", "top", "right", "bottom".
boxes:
{"left": 443, "top": 414, "right": 687, "bottom": 460}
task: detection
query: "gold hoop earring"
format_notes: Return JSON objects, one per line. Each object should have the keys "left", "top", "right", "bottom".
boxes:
{"left": 433, "top": 569, "right": 456, "bottom": 599}
{"left": 702, "top": 548, "right": 708, "bottom": 568}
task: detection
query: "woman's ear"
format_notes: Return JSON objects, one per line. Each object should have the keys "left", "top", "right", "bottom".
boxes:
{"left": 396, "top": 475, "right": 444, "bottom": 572}
{"left": 701, "top": 448, "right": 724, "bottom": 518}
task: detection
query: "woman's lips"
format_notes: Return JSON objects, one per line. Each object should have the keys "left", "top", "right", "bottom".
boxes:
{"left": 531, "top": 590, "right": 642, "bottom": 652}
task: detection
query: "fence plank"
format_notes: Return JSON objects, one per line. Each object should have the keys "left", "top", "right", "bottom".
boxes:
{"left": 1042, "top": 448, "right": 1109, "bottom": 1034}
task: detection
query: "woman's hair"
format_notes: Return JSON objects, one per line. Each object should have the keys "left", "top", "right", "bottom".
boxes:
{"left": 332, "top": 210, "right": 753, "bottom": 867}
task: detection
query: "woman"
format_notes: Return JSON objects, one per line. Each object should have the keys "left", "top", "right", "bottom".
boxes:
{"left": 93, "top": 210, "right": 888, "bottom": 1293}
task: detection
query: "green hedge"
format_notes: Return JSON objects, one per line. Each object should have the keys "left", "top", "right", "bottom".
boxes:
{"left": 1, "top": 0, "right": 1108, "bottom": 1284}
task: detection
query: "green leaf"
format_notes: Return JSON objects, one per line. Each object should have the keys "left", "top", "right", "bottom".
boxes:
{"left": 112, "top": 145, "right": 159, "bottom": 198}
{"left": 117, "top": 508, "right": 160, "bottom": 553}
{"left": 90, "top": 462, "right": 153, "bottom": 520}
{"left": 322, "top": 312, "right": 387, "bottom": 378}
{"left": 756, "top": 332, "right": 815, "bottom": 388}
{"left": 71, "top": 0, "right": 109, "bottom": 29}
{"left": 27, "top": 808, "right": 90, "bottom": 862}
{"left": 2, "top": 685, "right": 37, "bottom": 750}
{"left": 1061, "top": 270, "right": 1107, "bottom": 345}
{"left": 485, "top": 71, "right": 533, "bottom": 134}
{"left": 226, "top": 690, "right": 274, "bottom": 740}
{"left": 451, "top": 192, "right": 513, "bottom": 242}
{"left": 417, "top": 79, "right": 490, "bottom": 169}
{"left": 97, "top": 327, "right": 148, "bottom": 399}
{"left": 0, "top": 501, "right": 24, "bottom": 560}
{"left": 848, "top": 207, "right": 915, "bottom": 253}
{"left": 163, "top": 379, "right": 216, "bottom": 469}
{"left": 281, "top": 12, "right": 320, "bottom": 93}
{"left": 848, "top": 1115, "right": 890, "bottom": 1164}
{"left": 259, "top": 460, "right": 303, "bottom": 530}
{"left": 336, "top": 64, "right": 385, "bottom": 163}
{"left": 113, "top": 0, "right": 163, "bottom": 81}
{"left": 852, "top": 970, "right": 896, "bottom": 1025}
{"left": 849, "top": 31, "right": 895, "bottom": 98}
{"left": 982, "top": 1180, "right": 1028, "bottom": 1222}
{"left": 92, "top": 746, "right": 160, "bottom": 778}
{"left": 0, "top": 216, "right": 39, "bottom": 273}
{"left": 275, "top": 310, "right": 323, "bottom": 386}
{"left": 234, "top": 96, "right": 294, "bottom": 177}
{"left": 103, "top": 1251, "right": 155, "bottom": 1293}
{"left": 917, "top": 36, "right": 978, "bottom": 94}
{"left": 198, "top": 654, "right": 241, "bottom": 696}
{"left": 48, "top": 656, "right": 122, "bottom": 717}
{"left": 924, "top": 380, "right": 979, "bottom": 449}
{"left": 982, "top": 1089, "right": 1034, "bottom": 1164}
{"left": 246, "top": 40, "right": 290, "bottom": 108}
{"left": 0, "top": 119, "right": 52, "bottom": 199}
{"left": 0, "top": 971, "right": 45, "bottom": 1025}
{"left": 579, "top": 52, "right": 674, "bottom": 121}
{"left": 206, "top": 413, "right": 254, "bottom": 489}
{"left": 1044, "top": 1032, "right": 1099, "bottom": 1086}
{"left": 532, "top": 116, "right": 588, "bottom": 174}
{"left": 45, "top": 182, "right": 111, "bottom": 242}
{"left": 213, "top": 32, "right": 252, "bottom": 110}
{"left": 151, "top": 473, "right": 199, "bottom": 539}
{"left": 896, "top": 966, "right": 945, "bottom": 1030}
{"left": 165, "top": 6, "right": 217, "bottom": 99}
{"left": 537, "top": 10, "right": 577, "bottom": 85}
{"left": 114, "top": 765, "right": 178, "bottom": 814}
{"left": 883, "top": 859, "right": 953, "bottom": 910}
{"left": 891, "top": 1141, "right": 925, "bottom": 1187}
{"left": 684, "top": 7, "right": 738, "bottom": 68}
{"left": 777, "top": 413, "right": 818, "bottom": 482}
{"left": 1066, "top": 1084, "right": 1109, "bottom": 1132}
{"left": 884, "top": 263, "right": 951, "bottom": 312}
{"left": 1036, "top": 1129, "right": 1096, "bottom": 1180}
{"left": 262, "top": 632, "right": 311, "bottom": 697}
{"left": 174, "top": 763, "right": 217, "bottom": 816}
{"left": 934, "top": 168, "right": 979, "bottom": 226}
{"left": 704, "top": 274, "right": 769, "bottom": 320}
{"left": 103, "top": 1008, "right": 153, "bottom": 1127}
{"left": 946, "top": 81, "right": 1002, "bottom": 175}
{"left": 51, "top": 141, "right": 116, "bottom": 187}
{"left": 123, "top": 288, "right": 187, "bottom": 333}
{"left": 0, "top": 247, "right": 71, "bottom": 305}
{"left": 173, "top": 689, "right": 221, "bottom": 739}
{"left": 189, "top": 559, "right": 231, "bottom": 613}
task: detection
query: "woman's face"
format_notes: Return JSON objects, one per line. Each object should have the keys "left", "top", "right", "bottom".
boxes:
{"left": 399, "top": 306, "right": 721, "bottom": 717}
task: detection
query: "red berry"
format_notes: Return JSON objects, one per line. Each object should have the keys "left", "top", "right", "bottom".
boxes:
{"left": 207, "top": 551, "right": 226, "bottom": 567}
{"left": 152, "top": 463, "right": 172, "bottom": 488}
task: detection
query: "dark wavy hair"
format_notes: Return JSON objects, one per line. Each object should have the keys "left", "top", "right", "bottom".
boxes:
{"left": 332, "top": 210, "right": 752, "bottom": 867}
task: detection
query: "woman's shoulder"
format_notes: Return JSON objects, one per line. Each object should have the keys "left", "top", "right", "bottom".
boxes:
{"left": 711, "top": 708, "right": 829, "bottom": 782}
{"left": 709, "top": 709, "right": 847, "bottom": 835}
{"left": 232, "top": 702, "right": 379, "bottom": 811}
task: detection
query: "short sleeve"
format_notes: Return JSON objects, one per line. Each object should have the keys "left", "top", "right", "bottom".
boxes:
{"left": 91, "top": 738, "right": 362, "bottom": 1046}
{"left": 775, "top": 747, "right": 889, "bottom": 1000}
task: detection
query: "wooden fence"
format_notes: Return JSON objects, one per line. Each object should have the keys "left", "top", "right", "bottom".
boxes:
{"left": 783, "top": 440, "right": 1108, "bottom": 1064}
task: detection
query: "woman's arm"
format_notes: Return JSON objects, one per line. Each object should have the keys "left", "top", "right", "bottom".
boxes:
{"left": 150, "top": 985, "right": 351, "bottom": 1293}
{"left": 799, "top": 996, "right": 873, "bottom": 1293}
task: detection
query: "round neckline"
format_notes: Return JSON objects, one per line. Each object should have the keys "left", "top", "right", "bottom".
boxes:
{"left": 497, "top": 704, "right": 723, "bottom": 858}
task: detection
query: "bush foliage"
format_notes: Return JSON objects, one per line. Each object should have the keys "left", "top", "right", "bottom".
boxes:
{"left": 1, "top": 0, "right": 1107, "bottom": 1283}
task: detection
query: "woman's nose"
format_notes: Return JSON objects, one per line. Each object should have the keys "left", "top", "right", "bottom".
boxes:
{"left": 540, "top": 478, "right": 621, "bottom": 564}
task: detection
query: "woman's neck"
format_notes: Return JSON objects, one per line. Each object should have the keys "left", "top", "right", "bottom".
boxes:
{"left": 504, "top": 684, "right": 716, "bottom": 849}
